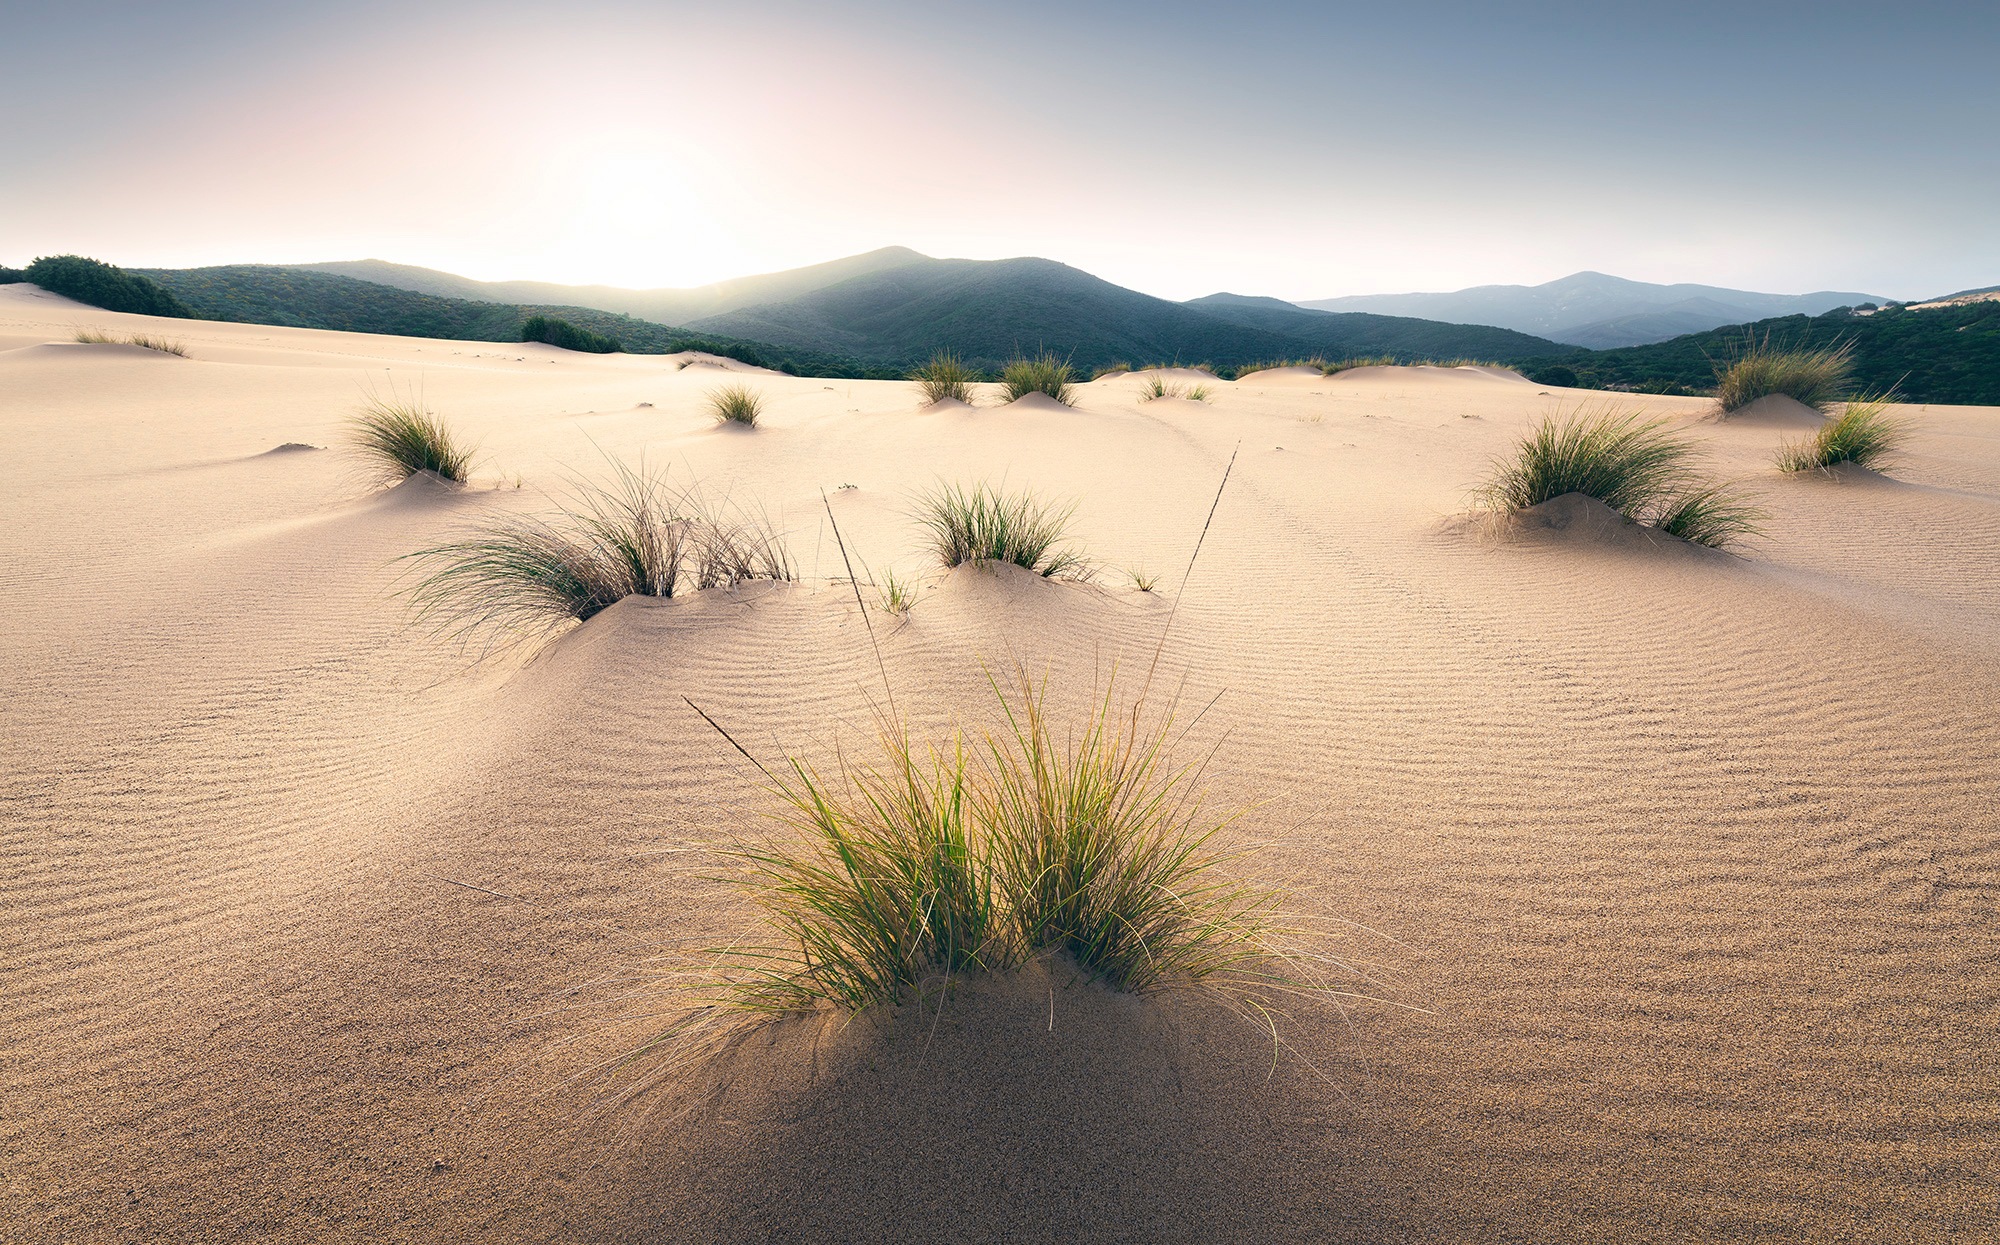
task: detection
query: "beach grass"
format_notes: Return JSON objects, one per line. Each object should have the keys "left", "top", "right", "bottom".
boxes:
{"left": 708, "top": 383, "right": 765, "bottom": 427}
{"left": 73, "top": 327, "right": 189, "bottom": 357}
{"left": 1138, "top": 374, "right": 1211, "bottom": 402}
{"left": 1714, "top": 335, "right": 1856, "bottom": 413}
{"left": 350, "top": 396, "right": 473, "bottom": 483}
{"left": 877, "top": 567, "right": 916, "bottom": 615}
{"left": 1776, "top": 396, "right": 1908, "bottom": 472}
{"left": 911, "top": 351, "right": 979, "bottom": 405}
{"left": 1650, "top": 483, "right": 1766, "bottom": 548}
{"left": 913, "top": 482, "right": 1088, "bottom": 579}
{"left": 406, "top": 461, "right": 791, "bottom": 642}
{"left": 1001, "top": 353, "right": 1077, "bottom": 406}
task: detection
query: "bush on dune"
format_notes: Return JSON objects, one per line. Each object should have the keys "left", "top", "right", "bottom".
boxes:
{"left": 0, "top": 266, "right": 26, "bottom": 284}
{"left": 350, "top": 396, "right": 474, "bottom": 484}
{"left": 25, "top": 255, "right": 190, "bottom": 317}
{"left": 1480, "top": 406, "right": 1763, "bottom": 549}
{"left": 913, "top": 482, "right": 1089, "bottom": 579}
{"left": 1776, "top": 396, "right": 1909, "bottom": 473}
{"left": 708, "top": 383, "right": 765, "bottom": 427}
{"left": 1713, "top": 334, "right": 1855, "bottom": 413}
{"left": 406, "top": 461, "right": 793, "bottom": 643}
{"left": 521, "top": 314, "right": 621, "bottom": 354}
{"left": 1000, "top": 352, "right": 1077, "bottom": 406}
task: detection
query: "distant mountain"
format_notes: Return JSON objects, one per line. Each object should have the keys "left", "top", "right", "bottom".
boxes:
{"left": 134, "top": 265, "right": 888, "bottom": 377}
{"left": 1509, "top": 300, "right": 2000, "bottom": 405}
{"left": 683, "top": 257, "right": 1572, "bottom": 371}
{"left": 289, "top": 247, "right": 932, "bottom": 327}
{"left": 1302, "top": 271, "right": 1891, "bottom": 348}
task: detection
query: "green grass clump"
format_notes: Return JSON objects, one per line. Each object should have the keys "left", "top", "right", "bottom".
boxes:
{"left": 913, "top": 482, "right": 1088, "bottom": 578}
{"left": 1776, "top": 397, "right": 1909, "bottom": 472}
{"left": 1000, "top": 353, "right": 1077, "bottom": 406}
{"left": 708, "top": 383, "right": 765, "bottom": 427}
{"left": 350, "top": 397, "right": 473, "bottom": 483}
{"left": 73, "top": 328, "right": 188, "bottom": 356}
{"left": 910, "top": 351, "right": 979, "bottom": 405}
{"left": 1480, "top": 407, "right": 1762, "bottom": 549}
{"left": 877, "top": 567, "right": 916, "bottom": 615}
{"left": 1137, "top": 373, "right": 1211, "bottom": 402}
{"left": 1713, "top": 334, "right": 1856, "bottom": 413}
{"left": 406, "top": 462, "right": 793, "bottom": 642}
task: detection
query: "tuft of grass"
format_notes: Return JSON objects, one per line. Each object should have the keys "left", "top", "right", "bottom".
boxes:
{"left": 406, "top": 462, "right": 792, "bottom": 643}
{"left": 1776, "top": 396, "right": 1908, "bottom": 473}
{"left": 1479, "top": 406, "right": 1761, "bottom": 549}
{"left": 1137, "top": 373, "right": 1211, "bottom": 403}
{"left": 1126, "top": 566, "right": 1158, "bottom": 592}
{"left": 1318, "top": 356, "right": 1396, "bottom": 375}
{"left": 708, "top": 383, "right": 764, "bottom": 427}
{"left": 910, "top": 351, "right": 979, "bottom": 405}
{"left": 1000, "top": 353, "right": 1077, "bottom": 406}
{"left": 1713, "top": 334, "right": 1856, "bottom": 413}
{"left": 1187, "top": 383, "right": 1211, "bottom": 402}
{"left": 74, "top": 327, "right": 189, "bottom": 356}
{"left": 877, "top": 567, "right": 916, "bottom": 615}
{"left": 912, "top": 482, "right": 1088, "bottom": 579}
{"left": 350, "top": 396, "right": 473, "bottom": 484}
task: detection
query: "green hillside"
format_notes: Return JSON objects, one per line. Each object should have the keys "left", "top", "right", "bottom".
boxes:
{"left": 1515, "top": 303, "right": 2000, "bottom": 405}
{"left": 1184, "top": 293, "right": 1577, "bottom": 363}
{"left": 133, "top": 265, "right": 891, "bottom": 377}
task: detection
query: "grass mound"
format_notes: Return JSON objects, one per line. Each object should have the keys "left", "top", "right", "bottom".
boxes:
{"left": 73, "top": 328, "right": 189, "bottom": 356}
{"left": 350, "top": 396, "right": 473, "bottom": 483}
{"left": 646, "top": 678, "right": 1346, "bottom": 1060}
{"left": 1138, "top": 374, "right": 1211, "bottom": 402}
{"left": 911, "top": 351, "right": 979, "bottom": 405}
{"left": 1776, "top": 397, "right": 1908, "bottom": 473}
{"left": 708, "top": 383, "right": 764, "bottom": 427}
{"left": 1000, "top": 353, "right": 1077, "bottom": 406}
{"left": 407, "top": 462, "right": 792, "bottom": 643}
{"left": 1714, "top": 334, "right": 1855, "bottom": 413}
{"left": 913, "top": 482, "right": 1087, "bottom": 578}
{"left": 1480, "top": 406, "right": 1762, "bottom": 549}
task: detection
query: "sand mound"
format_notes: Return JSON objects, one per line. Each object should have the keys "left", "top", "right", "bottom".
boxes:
{"left": 917, "top": 397, "right": 975, "bottom": 414}
{"left": 259, "top": 442, "right": 323, "bottom": 455}
{"left": 1721, "top": 394, "right": 1825, "bottom": 426}
{"left": 1512, "top": 492, "right": 1676, "bottom": 548}
{"left": 1001, "top": 392, "right": 1076, "bottom": 413}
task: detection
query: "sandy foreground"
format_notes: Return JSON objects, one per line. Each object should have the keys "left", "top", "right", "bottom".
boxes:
{"left": 2, "top": 282, "right": 1996, "bottom": 1243}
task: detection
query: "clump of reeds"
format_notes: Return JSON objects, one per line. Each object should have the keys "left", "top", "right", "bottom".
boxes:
{"left": 910, "top": 351, "right": 979, "bottom": 405}
{"left": 350, "top": 396, "right": 473, "bottom": 484}
{"left": 405, "top": 461, "right": 792, "bottom": 643}
{"left": 73, "top": 327, "right": 189, "bottom": 357}
{"left": 1776, "top": 396, "right": 1908, "bottom": 473}
{"left": 1479, "top": 406, "right": 1763, "bottom": 549}
{"left": 1713, "top": 334, "right": 1856, "bottom": 413}
{"left": 708, "top": 383, "right": 764, "bottom": 427}
{"left": 1000, "top": 353, "right": 1077, "bottom": 406}
{"left": 912, "top": 482, "right": 1088, "bottom": 578}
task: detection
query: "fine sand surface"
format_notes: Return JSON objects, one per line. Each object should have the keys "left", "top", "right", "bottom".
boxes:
{"left": 4, "top": 283, "right": 1997, "bottom": 1243}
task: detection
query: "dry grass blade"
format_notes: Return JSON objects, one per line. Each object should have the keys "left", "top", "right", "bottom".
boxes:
{"left": 350, "top": 396, "right": 473, "bottom": 483}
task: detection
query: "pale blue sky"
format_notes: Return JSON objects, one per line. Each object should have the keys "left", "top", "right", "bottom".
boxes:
{"left": 4, "top": 1, "right": 1993, "bottom": 299}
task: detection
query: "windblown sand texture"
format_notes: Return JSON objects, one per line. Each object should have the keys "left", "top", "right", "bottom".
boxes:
{"left": 4, "top": 282, "right": 1997, "bottom": 1243}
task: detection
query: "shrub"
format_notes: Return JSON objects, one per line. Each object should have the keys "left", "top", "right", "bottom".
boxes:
{"left": 349, "top": 397, "right": 473, "bottom": 483}
{"left": 910, "top": 350, "right": 978, "bottom": 405}
{"left": 0, "top": 267, "right": 26, "bottom": 284}
{"left": 407, "top": 461, "right": 793, "bottom": 642}
{"left": 913, "top": 482, "right": 1087, "bottom": 578}
{"left": 1000, "top": 353, "right": 1077, "bottom": 406}
{"left": 1527, "top": 364, "right": 1579, "bottom": 388}
{"left": 1479, "top": 406, "right": 1761, "bottom": 549}
{"left": 521, "top": 314, "right": 621, "bottom": 353}
{"left": 25, "top": 255, "right": 190, "bottom": 317}
{"left": 1776, "top": 396, "right": 1909, "bottom": 473}
{"left": 708, "top": 383, "right": 764, "bottom": 427}
{"left": 1713, "top": 334, "right": 1855, "bottom": 413}
{"left": 1318, "top": 356, "right": 1397, "bottom": 375}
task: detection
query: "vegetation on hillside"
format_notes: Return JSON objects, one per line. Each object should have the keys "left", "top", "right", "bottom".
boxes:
{"left": 0, "top": 266, "right": 26, "bottom": 284}
{"left": 26, "top": 255, "right": 190, "bottom": 317}
{"left": 1513, "top": 304, "right": 2000, "bottom": 406}
{"left": 520, "top": 314, "right": 621, "bottom": 353}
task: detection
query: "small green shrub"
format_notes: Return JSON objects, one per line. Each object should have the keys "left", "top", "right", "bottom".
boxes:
{"left": 1776, "top": 397, "right": 1909, "bottom": 472}
{"left": 1527, "top": 365, "right": 1579, "bottom": 388}
{"left": 25, "top": 255, "right": 189, "bottom": 317}
{"left": 913, "top": 482, "right": 1087, "bottom": 578}
{"left": 521, "top": 314, "right": 621, "bottom": 353}
{"left": 1000, "top": 353, "right": 1077, "bottom": 406}
{"left": 1714, "top": 335, "right": 1855, "bottom": 413}
{"left": 708, "top": 383, "right": 764, "bottom": 427}
{"left": 0, "top": 267, "right": 26, "bottom": 284}
{"left": 911, "top": 350, "right": 979, "bottom": 405}
{"left": 350, "top": 397, "right": 473, "bottom": 483}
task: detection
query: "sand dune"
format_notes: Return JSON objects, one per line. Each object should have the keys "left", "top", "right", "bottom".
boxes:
{"left": 3, "top": 284, "right": 1997, "bottom": 1242}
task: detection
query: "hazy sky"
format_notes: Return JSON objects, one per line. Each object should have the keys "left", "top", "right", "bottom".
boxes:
{"left": 5, "top": 1, "right": 1995, "bottom": 300}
